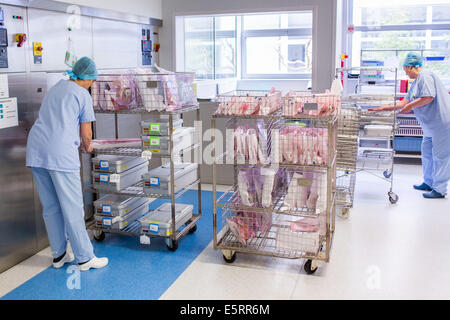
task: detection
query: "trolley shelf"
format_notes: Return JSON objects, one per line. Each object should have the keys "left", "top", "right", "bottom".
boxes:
{"left": 214, "top": 153, "right": 338, "bottom": 171}
{"left": 216, "top": 226, "right": 326, "bottom": 260}
{"left": 89, "top": 143, "right": 201, "bottom": 157}
{"left": 87, "top": 214, "right": 201, "bottom": 240}
{"left": 86, "top": 178, "right": 201, "bottom": 199}
{"left": 93, "top": 104, "right": 200, "bottom": 115}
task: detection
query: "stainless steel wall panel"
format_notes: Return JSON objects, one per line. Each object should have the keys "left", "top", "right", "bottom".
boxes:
{"left": 27, "top": 8, "right": 93, "bottom": 72}
{"left": 92, "top": 18, "right": 140, "bottom": 69}
{"left": 0, "top": 72, "right": 42, "bottom": 273}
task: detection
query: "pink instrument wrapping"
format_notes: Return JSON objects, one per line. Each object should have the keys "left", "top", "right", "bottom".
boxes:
{"left": 216, "top": 88, "right": 281, "bottom": 116}
{"left": 283, "top": 91, "right": 341, "bottom": 117}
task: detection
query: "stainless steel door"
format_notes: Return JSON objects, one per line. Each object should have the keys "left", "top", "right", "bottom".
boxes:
{"left": 0, "top": 73, "right": 46, "bottom": 273}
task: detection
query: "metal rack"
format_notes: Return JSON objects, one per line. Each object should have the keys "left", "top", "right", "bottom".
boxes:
{"left": 338, "top": 67, "right": 399, "bottom": 205}
{"left": 82, "top": 72, "right": 202, "bottom": 251}
{"left": 335, "top": 105, "right": 361, "bottom": 218}
{"left": 212, "top": 91, "right": 338, "bottom": 274}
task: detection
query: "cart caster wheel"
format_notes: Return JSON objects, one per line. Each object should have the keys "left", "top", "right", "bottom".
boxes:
{"left": 339, "top": 208, "right": 350, "bottom": 219}
{"left": 188, "top": 224, "right": 197, "bottom": 234}
{"left": 93, "top": 231, "right": 105, "bottom": 242}
{"left": 388, "top": 192, "right": 399, "bottom": 204}
{"left": 383, "top": 169, "right": 392, "bottom": 179}
{"left": 166, "top": 239, "right": 178, "bottom": 252}
{"left": 222, "top": 250, "right": 236, "bottom": 263}
{"left": 304, "top": 259, "right": 318, "bottom": 275}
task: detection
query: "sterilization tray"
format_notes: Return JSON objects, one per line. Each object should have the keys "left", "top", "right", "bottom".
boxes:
{"left": 142, "top": 162, "right": 198, "bottom": 195}
{"left": 94, "top": 195, "right": 149, "bottom": 217}
{"left": 141, "top": 118, "right": 183, "bottom": 136}
{"left": 92, "top": 155, "right": 148, "bottom": 173}
{"left": 92, "top": 160, "right": 149, "bottom": 192}
{"left": 138, "top": 203, "right": 193, "bottom": 236}
{"left": 141, "top": 127, "right": 195, "bottom": 155}
{"left": 95, "top": 199, "right": 151, "bottom": 230}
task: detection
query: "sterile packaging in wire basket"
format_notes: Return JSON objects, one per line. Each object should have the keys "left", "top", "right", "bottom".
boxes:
{"left": 92, "top": 155, "right": 148, "bottom": 174}
{"left": 92, "top": 160, "right": 149, "bottom": 192}
{"left": 231, "top": 122, "right": 270, "bottom": 165}
{"left": 273, "top": 126, "right": 330, "bottom": 166}
{"left": 91, "top": 68, "right": 198, "bottom": 112}
{"left": 94, "top": 194, "right": 150, "bottom": 217}
{"left": 91, "top": 70, "right": 142, "bottom": 111}
{"left": 141, "top": 118, "right": 183, "bottom": 136}
{"left": 225, "top": 211, "right": 272, "bottom": 245}
{"left": 278, "top": 169, "right": 328, "bottom": 214}
{"left": 139, "top": 203, "right": 193, "bottom": 236}
{"left": 283, "top": 91, "right": 340, "bottom": 117}
{"left": 236, "top": 167, "right": 283, "bottom": 208}
{"left": 141, "top": 127, "right": 194, "bottom": 155}
{"left": 215, "top": 88, "right": 281, "bottom": 116}
{"left": 142, "top": 162, "right": 198, "bottom": 195}
{"left": 95, "top": 199, "right": 151, "bottom": 230}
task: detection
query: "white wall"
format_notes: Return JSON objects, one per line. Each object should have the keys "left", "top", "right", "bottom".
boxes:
{"left": 160, "top": 0, "right": 340, "bottom": 92}
{"left": 54, "top": 0, "right": 162, "bottom": 19}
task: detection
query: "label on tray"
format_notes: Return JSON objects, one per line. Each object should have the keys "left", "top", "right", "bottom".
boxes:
{"left": 149, "top": 137, "right": 160, "bottom": 146}
{"left": 102, "top": 217, "right": 112, "bottom": 227}
{"left": 102, "top": 205, "right": 112, "bottom": 214}
{"left": 150, "top": 123, "right": 161, "bottom": 133}
{"left": 149, "top": 223, "right": 159, "bottom": 233}
{"left": 304, "top": 103, "right": 318, "bottom": 111}
{"left": 99, "top": 160, "right": 109, "bottom": 169}
{"left": 99, "top": 173, "right": 109, "bottom": 183}
{"left": 297, "top": 178, "right": 312, "bottom": 187}
{"left": 150, "top": 177, "right": 160, "bottom": 186}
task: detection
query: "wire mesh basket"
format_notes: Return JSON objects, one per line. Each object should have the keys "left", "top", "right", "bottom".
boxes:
{"left": 215, "top": 89, "right": 282, "bottom": 116}
{"left": 283, "top": 92, "right": 341, "bottom": 117}
{"left": 91, "top": 69, "right": 198, "bottom": 112}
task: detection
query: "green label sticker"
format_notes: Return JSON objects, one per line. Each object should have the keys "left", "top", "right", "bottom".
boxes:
{"left": 150, "top": 123, "right": 161, "bottom": 132}
{"left": 149, "top": 137, "right": 160, "bottom": 146}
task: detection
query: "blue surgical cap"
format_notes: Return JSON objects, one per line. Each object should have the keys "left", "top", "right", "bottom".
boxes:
{"left": 66, "top": 56, "right": 98, "bottom": 80}
{"left": 403, "top": 52, "right": 423, "bottom": 67}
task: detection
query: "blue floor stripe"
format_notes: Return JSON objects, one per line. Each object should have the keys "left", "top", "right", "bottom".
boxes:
{"left": 2, "top": 190, "right": 221, "bottom": 300}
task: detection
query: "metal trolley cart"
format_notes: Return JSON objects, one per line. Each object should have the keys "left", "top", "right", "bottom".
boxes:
{"left": 211, "top": 90, "right": 338, "bottom": 274}
{"left": 82, "top": 71, "right": 202, "bottom": 251}
{"left": 338, "top": 67, "right": 399, "bottom": 204}
{"left": 336, "top": 105, "right": 361, "bottom": 218}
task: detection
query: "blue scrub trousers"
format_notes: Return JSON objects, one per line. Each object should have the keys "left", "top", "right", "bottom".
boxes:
{"left": 421, "top": 131, "right": 450, "bottom": 195}
{"left": 31, "top": 167, "right": 94, "bottom": 263}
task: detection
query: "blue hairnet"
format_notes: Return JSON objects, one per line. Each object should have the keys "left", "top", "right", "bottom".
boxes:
{"left": 403, "top": 52, "right": 423, "bottom": 67}
{"left": 66, "top": 56, "right": 98, "bottom": 80}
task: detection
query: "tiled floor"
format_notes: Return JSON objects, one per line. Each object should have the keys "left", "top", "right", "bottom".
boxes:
{"left": 2, "top": 162, "right": 450, "bottom": 299}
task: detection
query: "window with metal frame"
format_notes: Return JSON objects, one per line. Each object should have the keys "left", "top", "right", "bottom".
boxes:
{"left": 348, "top": 0, "right": 450, "bottom": 85}
{"left": 241, "top": 12, "right": 313, "bottom": 79}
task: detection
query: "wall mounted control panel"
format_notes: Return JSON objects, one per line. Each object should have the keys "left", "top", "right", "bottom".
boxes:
{"left": 141, "top": 28, "right": 152, "bottom": 66}
{"left": 0, "top": 28, "right": 8, "bottom": 68}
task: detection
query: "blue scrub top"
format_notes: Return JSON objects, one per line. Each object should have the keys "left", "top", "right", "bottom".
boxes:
{"left": 26, "top": 80, "right": 95, "bottom": 172}
{"left": 406, "top": 70, "right": 450, "bottom": 137}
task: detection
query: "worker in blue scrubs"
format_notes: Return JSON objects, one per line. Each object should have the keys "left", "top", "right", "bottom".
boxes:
{"left": 370, "top": 52, "right": 450, "bottom": 199}
{"left": 26, "top": 57, "right": 109, "bottom": 270}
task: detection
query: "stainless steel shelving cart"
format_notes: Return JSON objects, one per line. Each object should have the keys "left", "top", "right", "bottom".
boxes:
{"left": 211, "top": 90, "right": 338, "bottom": 274}
{"left": 336, "top": 105, "right": 361, "bottom": 218}
{"left": 338, "top": 67, "right": 399, "bottom": 204}
{"left": 82, "top": 71, "right": 202, "bottom": 251}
